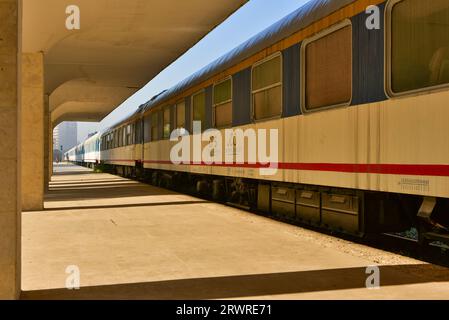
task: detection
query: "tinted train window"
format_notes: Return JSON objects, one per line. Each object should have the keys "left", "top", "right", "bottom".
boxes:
{"left": 303, "top": 23, "right": 352, "bottom": 111}
{"left": 176, "top": 101, "right": 185, "bottom": 129}
{"left": 126, "top": 125, "right": 132, "bottom": 145}
{"left": 117, "top": 130, "right": 120, "bottom": 148}
{"left": 151, "top": 112, "right": 159, "bottom": 141}
{"left": 135, "top": 120, "right": 141, "bottom": 144}
{"left": 252, "top": 54, "right": 282, "bottom": 120}
{"left": 163, "top": 107, "right": 171, "bottom": 139}
{"left": 192, "top": 91, "right": 206, "bottom": 129}
{"left": 389, "top": 0, "right": 449, "bottom": 94}
{"left": 213, "top": 78, "right": 232, "bottom": 128}
{"left": 117, "top": 129, "right": 120, "bottom": 147}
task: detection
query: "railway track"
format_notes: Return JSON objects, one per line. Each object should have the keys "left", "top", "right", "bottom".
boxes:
{"left": 374, "top": 232, "right": 449, "bottom": 266}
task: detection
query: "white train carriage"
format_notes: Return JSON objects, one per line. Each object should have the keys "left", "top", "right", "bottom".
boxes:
{"left": 83, "top": 133, "right": 101, "bottom": 166}
{"left": 64, "top": 133, "right": 101, "bottom": 167}
{"left": 99, "top": 110, "right": 144, "bottom": 177}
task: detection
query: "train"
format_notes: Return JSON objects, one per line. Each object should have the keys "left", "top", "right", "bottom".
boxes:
{"left": 66, "top": 0, "right": 449, "bottom": 245}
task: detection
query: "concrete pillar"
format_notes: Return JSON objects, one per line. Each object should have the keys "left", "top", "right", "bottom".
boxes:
{"left": 21, "top": 52, "right": 44, "bottom": 211}
{"left": 43, "top": 95, "right": 49, "bottom": 191}
{"left": 49, "top": 121, "right": 53, "bottom": 178}
{"left": 0, "top": 0, "right": 21, "bottom": 299}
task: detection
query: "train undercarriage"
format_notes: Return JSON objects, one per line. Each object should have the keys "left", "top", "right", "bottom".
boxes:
{"left": 81, "top": 161, "right": 449, "bottom": 247}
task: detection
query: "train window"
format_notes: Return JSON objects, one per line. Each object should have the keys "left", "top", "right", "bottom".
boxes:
{"left": 251, "top": 53, "right": 282, "bottom": 120}
{"left": 117, "top": 130, "right": 120, "bottom": 148}
{"left": 129, "top": 124, "right": 134, "bottom": 145}
{"left": 302, "top": 21, "right": 352, "bottom": 111}
{"left": 163, "top": 107, "right": 171, "bottom": 139}
{"left": 151, "top": 112, "right": 159, "bottom": 141}
{"left": 123, "top": 126, "right": 127, "bottom": 146}
{"left": 213, "top": 77, "right": 232, "bottom": 128}
{"left": 176, "top": 101, "right": 185, "bottom": 129}
{"left": 387, "top": 0, "right": 449, "bottom": 95}
{"left": 135, "top": 121, "right": 140, "bottom": 144}
{"left": 138, "top": 120, "right": 143, "bottom": 144}
{"left": 192, "top": 91, "right": 206, "bottom": 129}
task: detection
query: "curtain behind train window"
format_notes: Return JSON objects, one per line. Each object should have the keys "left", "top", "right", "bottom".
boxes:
{"left": 151, "top": 112, "right": 159, "bottom": 141}
{"left": 163, "top": 107, "right": 171, "bottom": 139}
{"left": 176, "top": 101, "right": 186, "bottom": 130}
{"left": 304, "top": 24, "right": 352, "bottom": 110}
{"left": 192, "top": 91, "right": 206, "bottom": 130}
{"left": 391, "top": 0, "right": 449, "bottom": 94}
{"left": 213, "top": 78, "right": 233, "bottom": 128}
{"left": 252, "top": 54, "right": 282, "bottom": 120}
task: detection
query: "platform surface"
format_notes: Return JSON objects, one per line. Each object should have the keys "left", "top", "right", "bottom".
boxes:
{"left": 21, "top": 163, "right": 449, "bottom": 299}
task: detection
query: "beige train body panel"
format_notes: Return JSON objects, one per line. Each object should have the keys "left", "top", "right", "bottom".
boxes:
{"left": 102, "top": 145, "right": 137, "bottom": 167}
{"left": 142, "top": 90, "right": 449, "bottom": 198}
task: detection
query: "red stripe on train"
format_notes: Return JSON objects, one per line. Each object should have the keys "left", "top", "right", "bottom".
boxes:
{"left": 140, "top": 160, "right": 449, "bottom": 177}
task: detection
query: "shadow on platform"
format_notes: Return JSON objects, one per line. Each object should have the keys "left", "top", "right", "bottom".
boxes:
{"left": 45, "top": 177, "right": 175, "bottom": 203}
{"left": 21, "top": 264, "right": 449, "bottom": 300}
{"left": 41, "top": 200, "right": 210, "bottom": 212}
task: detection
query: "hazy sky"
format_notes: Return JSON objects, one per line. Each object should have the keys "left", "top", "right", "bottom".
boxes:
{"left": 76, "top": 0, "right": 310, "bottom": 142}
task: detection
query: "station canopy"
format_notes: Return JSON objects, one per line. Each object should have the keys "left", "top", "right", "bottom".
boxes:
{"left": 21, "top": 0, "right": 247, "bottom": 125}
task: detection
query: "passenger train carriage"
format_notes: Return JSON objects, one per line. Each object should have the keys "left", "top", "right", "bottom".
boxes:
{"left": 65, "top": 132, "right": 100, "bottom": 166}
{"left": 66, "top": 0, "right": 449, "bottom": 244}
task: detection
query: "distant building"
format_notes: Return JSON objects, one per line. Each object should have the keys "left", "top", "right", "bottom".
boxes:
{"left": 53, "top": 122, "right": 78, "bottom": 154}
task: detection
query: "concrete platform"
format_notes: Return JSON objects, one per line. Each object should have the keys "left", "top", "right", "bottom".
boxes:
{"left": 21, "top": 164, "right": 449, "bottom": 299}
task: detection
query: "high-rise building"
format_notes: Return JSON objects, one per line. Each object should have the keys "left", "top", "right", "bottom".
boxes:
{"left": 53, "top": 122, "right": 78, "bottom": 154}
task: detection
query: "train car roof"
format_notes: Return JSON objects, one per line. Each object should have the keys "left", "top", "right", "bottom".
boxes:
{"left": 100, "top": 103, "right": 147, "bottom": 135}
{"left": 141, "top": 0, "right": 356, "bottom": 113}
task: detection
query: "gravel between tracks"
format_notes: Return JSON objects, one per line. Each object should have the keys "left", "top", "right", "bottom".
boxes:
{"left": 222, "top": 203, "right": 440, "bottom": 267}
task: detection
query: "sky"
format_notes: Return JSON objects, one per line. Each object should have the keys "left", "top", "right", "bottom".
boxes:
{"left": 76, "top": 0, "right": 310, "bottom": 142}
